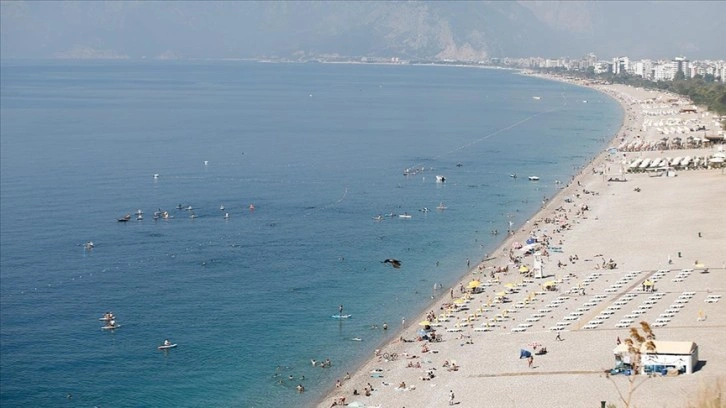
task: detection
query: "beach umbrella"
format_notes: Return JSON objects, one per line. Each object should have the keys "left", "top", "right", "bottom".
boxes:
{"left": 695, "top": 263, "right": 706, "bottom": 268}
{"left": 468, "top": 280, "right": 481, "bottom": 289}
{"left": 504, "top": 283, "right": 515, "bottom": 289}
{"left": 496, "top": 291, "right": 507, "bottom": 297}
{"left": 519, "top": 265, "right": 530, "bottom": 273}
{"left": 454, "top": 298, "right": 465, "bottom": 304}
{"left": 419, "top": 320, "right": 431, "bottom": 326}
{"left": 643, "top": 280, "right": 653, "bottom": 287}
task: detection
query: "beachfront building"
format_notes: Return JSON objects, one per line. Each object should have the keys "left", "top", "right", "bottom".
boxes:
{"left": 673, "top": 56, "right": 690, "bottom": 78}
{"left": 613, "top": 56, "right": 630, "bottom": 75}
{"left": 613, "top": 340, "right": 699, "bottom": 375}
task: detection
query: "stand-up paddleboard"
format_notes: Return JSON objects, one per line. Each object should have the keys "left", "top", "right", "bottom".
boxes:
{"left": 102, "top": 325, "right": 121, "bottom": 330}
{"left": 158, "top": 344, "right": 177, "bottom": 350}
{"left": 332, "top": 314, "right": 352, "bottom": 319}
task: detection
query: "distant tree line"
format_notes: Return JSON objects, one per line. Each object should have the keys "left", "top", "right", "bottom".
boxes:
{"left": 540, "top": 67, "right": 726, "bottom": 130}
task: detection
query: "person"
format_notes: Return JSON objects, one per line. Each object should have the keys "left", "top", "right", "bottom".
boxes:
{"left": 296, "top": 384, "right": 305, "bottom": 393}
{"left": 339, "top": 304, "right": 344, "bottom": 316}
{"left": 399, "top": 381, "right": 406, "bottom": 389}
{"left": 164, "top": 339, "right": 171, "bottom": 346}
{"left": 382, "top": 322, "right": 388, "bottom": 330}
{"left": 335, "top": 379, "right": 341, "bottom": 388}
{"left": 616, "top": 336, "right": 621, "bottom": 345}
{"left": 528, "top": 355, "right": 534, "bottom": 368}
{"left": 449, "top": 390, "right": 455, "bottom": 405}
{"left": 555, "top": 332, "right": 562, "bottom": 341}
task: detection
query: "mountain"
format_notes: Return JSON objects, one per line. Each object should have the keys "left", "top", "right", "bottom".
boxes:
{"left": 1, "top": 1, "right": 724, "bottom": 61}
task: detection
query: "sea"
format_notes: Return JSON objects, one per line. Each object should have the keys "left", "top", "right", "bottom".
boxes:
{"left": 0, "top": 60, "right": 621, "bottom": 407}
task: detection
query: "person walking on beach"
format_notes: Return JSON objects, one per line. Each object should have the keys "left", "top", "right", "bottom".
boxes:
{"left": 449, "top": 390, "right": 455, "bottom": 405}
{"left": 528, "top": 355, "right": 534, "bottom": 368}
{"left": 555, "top": 332, "right": 563, "bottom": 341}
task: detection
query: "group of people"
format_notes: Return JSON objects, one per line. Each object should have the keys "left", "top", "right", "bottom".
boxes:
{"left": 311, "top": 358, "right": 332, "bottom": 368}
{"left": 101, "top": 312, "right": 117, "bottom": 329}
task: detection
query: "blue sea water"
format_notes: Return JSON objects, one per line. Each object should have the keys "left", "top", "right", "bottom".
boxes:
{"left": 0, "top": 61, "right": 621, "bottom": 407}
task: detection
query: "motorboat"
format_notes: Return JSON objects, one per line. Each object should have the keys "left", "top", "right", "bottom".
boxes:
{"left": 436, "top": 175, "right": 446, "bottom": 183}
{"left": 118, "top": 214, "right": 131, "bottom": 222}
{"left": 399, "top": 213, "right": 412, "bottom": 219}
{"left": 528, "top": 176, "right": 540, "bottom": 181}
{"left": 372, "top": 215, "right": 384, "bottom": 221}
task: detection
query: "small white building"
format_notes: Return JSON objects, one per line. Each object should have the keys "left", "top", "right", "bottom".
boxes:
{"left": 614, "top": 340, "right": 699, "bottom": 375}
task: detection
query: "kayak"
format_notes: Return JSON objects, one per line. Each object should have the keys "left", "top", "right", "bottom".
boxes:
{"left": 158, "top": 344, "right": 177, "bottom": 350}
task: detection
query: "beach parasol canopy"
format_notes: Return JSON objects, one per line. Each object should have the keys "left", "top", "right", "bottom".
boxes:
{"left": 453, "top": 298, "right": 465, "bottom": 304}
{"left": 419, "top": 320, "right": 432, "bottom": 326}
{"left": 504, "top": 283, "right": 515, "bottom": 289}
{"left": 468, "top": 280, "right": 481, "bottom": 289}
{"left": 695, "top": 263, "right": 706, "bottom": 268}
{"left": 496, "top": 291, "right": 507, "bottom": 297}
{"left": 643, "top": 280, "right": 654, "bottom": 286}
{"left": 543, "top": 281, "right": 556, "bottom": 288}
{"left": 519, "top": 265, "right": 530, "bottom": 273}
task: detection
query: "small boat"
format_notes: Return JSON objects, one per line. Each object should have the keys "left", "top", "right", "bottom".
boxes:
{"left": 153, "top": 173, "right": 159, "bottom": 179}
{"left": 510, "top": 174, "right": 517, "bottom": 179}
{"left": 158, "top": 343, "right": 177, "bottom": 350}
{"left": 436, "top": 175, "right": 446, "bottom": 183}
{"left": 419, "top": 207, "right": 429, "bottom": 213}
{"left": 398, "top": 213, "right": 412, "bottom": 219}
{"left": 224, "top": 213, "right": 230, "bottom": 219}
{"left": 436, "top": 202, "right": 447, "bottom": 210}
{"left": 118, "top": 214, "right": 131, "bottom": 222}
{"left": 528, "top": 176, "right": 540, "bottom": 181}
{"left": 372, "top": 215, "right": 384, "bottom": 221}
{"left": 220, "top": 204, "right": 225, "bottom": 211}
{"left": 532, "top": 96, "right": 541, "bottom": 100}
{"left": 84, "top": 241, "right": 95, "bottom": 250}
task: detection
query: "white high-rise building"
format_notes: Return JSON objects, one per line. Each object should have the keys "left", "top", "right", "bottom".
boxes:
{"left": 672, "top": 56, "right": 689, "bottom": 78}
{"left": 613, "top": 56, "right": 630, "bottom": 75}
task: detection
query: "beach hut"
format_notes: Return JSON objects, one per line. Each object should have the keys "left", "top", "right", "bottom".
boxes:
{"left": 613, "top": 341, "right": 698, "bottom": 375}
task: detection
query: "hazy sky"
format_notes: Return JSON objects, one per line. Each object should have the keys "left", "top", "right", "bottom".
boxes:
{"left": 1, "top": 1, "right": 724, "bottom": 61}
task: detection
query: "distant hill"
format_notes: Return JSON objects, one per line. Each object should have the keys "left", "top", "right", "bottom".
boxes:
{"left": 1, "top": 1, "right": 724, "bottom": 61}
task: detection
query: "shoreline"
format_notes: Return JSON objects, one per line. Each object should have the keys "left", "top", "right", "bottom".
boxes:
{"left": 315, "top": 75, "right": 725, "bottom": 407}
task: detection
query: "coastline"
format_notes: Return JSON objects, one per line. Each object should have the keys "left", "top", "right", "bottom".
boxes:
{"left": 315, "top": 76, "right": 725, "bottom": 408}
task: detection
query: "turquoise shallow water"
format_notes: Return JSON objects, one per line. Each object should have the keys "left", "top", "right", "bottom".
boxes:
{"left": 0, "top": 61, "right": 621, "bottom": 407}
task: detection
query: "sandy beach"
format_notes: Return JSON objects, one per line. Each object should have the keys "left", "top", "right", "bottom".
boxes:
{"left": 316, "top": 78, "right": 726, "bottom": 408}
